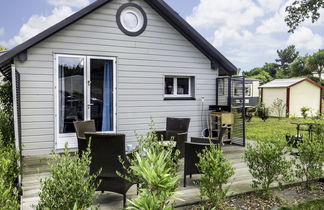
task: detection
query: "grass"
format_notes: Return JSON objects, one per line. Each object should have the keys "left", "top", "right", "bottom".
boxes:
{"left": 279, "top": 198, "right": 324, "bottom": 210}
{"left": 246, "top": 117, "right": 309, "bottom": 141}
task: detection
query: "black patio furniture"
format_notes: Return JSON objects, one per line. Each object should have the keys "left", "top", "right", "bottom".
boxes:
{"left": 73, "top": 120, "right": 96, "bottom": 157}
{"left": 183, "top": 126, "right": 227, "bottom": 187}
{"left": 84, "top": 132, "right": 134, "bottom": 207}
{"left": 156, "top": 117, "right": 191, "bottom": 158}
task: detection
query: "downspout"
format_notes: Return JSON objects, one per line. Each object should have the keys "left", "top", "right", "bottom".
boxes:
{"left": 286, "top": 88, "right": 290, "bottom": 117}
{"left": 11, "top": 64, "right": 21, "bottom": 186}
{"left": 320, "top": 88, "right": 323, "bottom": 115}
{"left": 260, "top": 88, "right": 263, "bottom": 103}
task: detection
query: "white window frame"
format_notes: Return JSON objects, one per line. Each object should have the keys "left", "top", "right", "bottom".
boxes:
{"left": 164, "top": 76, "right": 191, "bottom": 98}
{"left": 245, "top": 84, "right": 253, "bottom": 97}
{"left": 54, "top": 54, "right": 117, "bottom": 150}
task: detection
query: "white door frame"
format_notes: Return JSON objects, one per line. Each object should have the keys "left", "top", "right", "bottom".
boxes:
{"left": 54, "top": 54, "right": 117, "bottom": 150}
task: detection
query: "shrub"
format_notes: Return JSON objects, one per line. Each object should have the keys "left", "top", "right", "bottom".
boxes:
{"left": 300, "top": 107, "right": 311, "bottom": 119}
{"left": 0, "top": 179, "right": 19, "bottom": 210}
{"left": 197, "top": 143, "right": 234, "bottom": 208}
{"left": 256, "top": 103, "right": 270, "bottom": 122}
{"left": 271, "top": 98, "right": 286, "bottom": 119}
{"left": 0, "top": 141, "right": 19, "bottom": 210}
{"left": 121, "top": 123, "right": 180, "bottom": 210}
{"left": 37, "top": 143, "right": 99, "bottom": 210}
{"left": 295, "top": 137, "right": 324, "bottom": 189}
{"left": 243, "top": 139, "right": 293, "bottom": 196}
{"left": 127, "top": 189, "right": 172, "bottom": 210}
{"left": 0, "top": 80, "right": 14, "bottom": 145}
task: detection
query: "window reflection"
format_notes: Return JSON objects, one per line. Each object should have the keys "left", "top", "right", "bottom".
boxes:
{"left": 58, "top": 57, "right": 84, "bottom": 134}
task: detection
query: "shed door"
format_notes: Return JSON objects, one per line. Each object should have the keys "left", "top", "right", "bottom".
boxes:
{"left": 55, "top": 55, "right": 116, "bottom": 150}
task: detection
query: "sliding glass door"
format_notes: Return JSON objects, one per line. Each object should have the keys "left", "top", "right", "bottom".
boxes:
{"left": 87, "top": 58, "right": 115, "bottom": 132}
{"left": 55, "top": 55, "right": 116, "bottom": 149}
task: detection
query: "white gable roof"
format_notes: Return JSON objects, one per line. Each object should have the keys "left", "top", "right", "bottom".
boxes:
{"left": 260, "top": 78, "right": 306, "bottom": 88}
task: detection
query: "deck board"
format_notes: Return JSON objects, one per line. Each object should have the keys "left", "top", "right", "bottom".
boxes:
{"left": 21, "top": 143, "right": 254, "bottom": 209}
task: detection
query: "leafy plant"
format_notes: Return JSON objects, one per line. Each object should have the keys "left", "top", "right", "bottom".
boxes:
{"left": 300, "top": 107, "right": 311, "bottom": 119}
{"left": 0, "top": 140, "right": 19, "bottom": 210}
{"left": 271, "top": 98, "right": 286, "bottom": 119}
{"left": 0, "top": 80, "right": 14, "bottom": 146}
{"left": 197, "top": 143, "right": 234, "bottom": 208}
{"left": 294, "top": 137, "right": 324, "bottom": 189}
{"left": 243, "top": 139, "right": 293, "bottom": 196}
{"left": 37, "top": 143, "right": 99, "bottom": 210}
{"left": 285, "top": 0, "right": 324, "bottom": 33}
{"left": 121, "top": 122, "right": 180, "bottom": 210}
{"left": 256, "top": 103, "right": 270, "bottom": 122}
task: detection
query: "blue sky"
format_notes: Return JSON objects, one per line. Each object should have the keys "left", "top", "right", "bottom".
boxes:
{"left": 0, "top": 0, "right": 323, "bottom": 71}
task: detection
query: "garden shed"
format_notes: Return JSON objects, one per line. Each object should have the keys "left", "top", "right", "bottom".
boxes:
{"left": 260, "top": 78, "right": 323, "bottom": 117}
{"left": 0, "top": 0, "right": 237, "bottom": 156}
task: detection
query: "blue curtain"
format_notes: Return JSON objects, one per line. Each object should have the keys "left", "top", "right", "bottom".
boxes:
{"left": 101, "top": 61, "right": 113, "bottom": 131}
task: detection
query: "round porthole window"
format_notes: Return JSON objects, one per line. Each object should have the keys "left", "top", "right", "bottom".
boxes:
{"left": 116, "top": 3, "right": 147, "bottom": 36}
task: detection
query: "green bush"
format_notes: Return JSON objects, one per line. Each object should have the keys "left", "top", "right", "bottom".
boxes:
{"left": 295, "top": 137, "right": 324, "bottom": 189}
{"left": 243, "top": 139, "right": 293, "bottom": 196}
{"left": 256, "top": 103, "right": 270, "bottom": 122}
{"left": 197, "top": 143, "right": 234, "bottom": 208}
{"left": 0, "top": 80, "right": 14, "bottom": 145}
{"left": 37, "top": 143, "right": 99, "bottom": 210}
{"left": 121, "top": 124, "right": 180, "bottom": 210}
{"left": 300, "top": 107, "right": 311, "bottom": 119}
{"left": 0, "top": 141, "right": 19, "bottom": 210}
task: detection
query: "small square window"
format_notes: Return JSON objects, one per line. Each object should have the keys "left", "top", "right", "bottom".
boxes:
{"left": 164, "top": 76, "right": 194, "bottom": 99}
{"left": 165, "top": 77, "right": 174, "bottom": 95}
{"left": 177, "top": 78, "right": 189, "bottom": 95}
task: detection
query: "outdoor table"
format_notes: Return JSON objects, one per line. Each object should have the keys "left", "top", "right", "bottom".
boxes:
{"left": 291, "top": 122, "right": 318, "bottom": 139}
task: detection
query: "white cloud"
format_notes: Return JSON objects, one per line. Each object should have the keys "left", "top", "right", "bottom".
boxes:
{"left": 213, "top": 27, "right": 253, "bottom": 47}
{"left": 1, "top": 6, "right": 73, "bottom": 48}
{"left": 256, "top": 0, "right": 283, "bottom": 12}
{"left": 219, "top": 33, "right": 285, "bottom": 65}
{"left": 256, "top": 12, "right": 288, "bottom": 34}
{"left": 0, "top": 27, "right": 4, "bottom": 37}
{"left": 186, "top": 0, "right": 264, "bottom": 29}
{"left": 287, "top": 27, "right": 323, "bottom": 50}
{"left": 48, "top": 0, "right": 90, "bottom": 8}
{"left": 256, "top": 0, "right": 295, "bottom": 34}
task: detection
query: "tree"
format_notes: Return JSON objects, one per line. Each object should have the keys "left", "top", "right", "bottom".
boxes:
{"left": 263, "top": 63, "right": 279, "bottom": 78}
{"left": 285, "top": 0, "right": 324, "bottom": 33}
{"left": 0, "top": 48, "right": 6, "bottom": 52}
{"left": 243, "top": 67, "right": 273, "bottom": 85}
{"left": 307, "top": 49, "right": 324, "bottom": 83}
{"left": 288, "top": 56, "right": 312, "bottom": 77}
{"left": 276, "top": 45, "right": 299, "bottom": 71}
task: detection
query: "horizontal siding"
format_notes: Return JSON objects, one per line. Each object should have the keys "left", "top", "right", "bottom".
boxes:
{"left": 16, "top": 0, "right": 220, "bottom": 155}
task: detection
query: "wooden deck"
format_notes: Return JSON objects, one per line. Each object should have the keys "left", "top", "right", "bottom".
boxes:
{"left": 21, "top": 144, "right": 254, "bottom": 210}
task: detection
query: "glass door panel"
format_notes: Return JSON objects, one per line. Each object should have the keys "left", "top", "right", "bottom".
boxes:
{"left": 58, "top": 56, "right": 85, "bottom": 134}
{"left": 89, "top": 59, "right": 114, "bottom": 131}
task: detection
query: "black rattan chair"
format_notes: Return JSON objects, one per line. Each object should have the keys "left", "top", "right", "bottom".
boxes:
{"left": 156, "top": 117, "right": 190, "bottom": 158}
{"left": 84, "top": 132, "right": 134, "bottom": 206}
{"left": 73, "top": 120, "right": 96, "bottom": 157}
{"left": 183, "top": 126, "right": 227, "bottom": 187}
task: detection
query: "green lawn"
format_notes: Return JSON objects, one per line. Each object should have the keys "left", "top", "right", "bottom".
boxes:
{"left": 279, "top": 198, "right": 324, "bottom": 210}
{"left": 246, "top": 117, "right": 309, "bottom": 141}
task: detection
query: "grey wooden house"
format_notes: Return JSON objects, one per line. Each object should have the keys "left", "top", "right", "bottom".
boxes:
{"left": 0, "top": 0, "right": 237, "bottom": 156}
